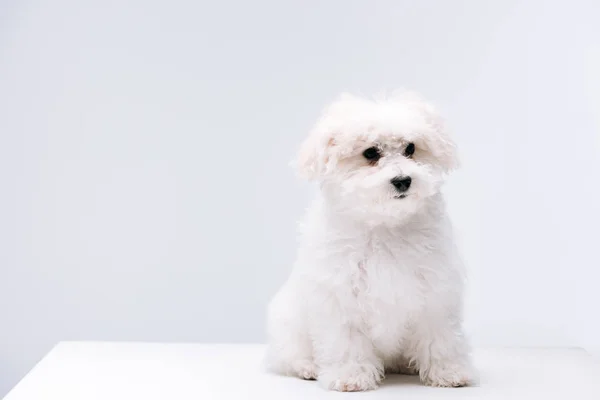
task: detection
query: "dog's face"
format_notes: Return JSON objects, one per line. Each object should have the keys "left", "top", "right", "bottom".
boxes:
{"left": 295, "top": 92, "right": 459, "bottom": 224}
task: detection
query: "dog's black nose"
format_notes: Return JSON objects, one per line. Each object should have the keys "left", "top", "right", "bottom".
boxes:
{"left": 391, "top": 176, "right": 412, "bottom": 192}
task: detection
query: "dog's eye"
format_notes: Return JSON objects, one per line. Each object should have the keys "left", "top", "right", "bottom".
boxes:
{"left": 362, "top": 147, "right": 381, "bottom": 162}
{"left": 404, "top": 143, "right": 415, "bottom": 157}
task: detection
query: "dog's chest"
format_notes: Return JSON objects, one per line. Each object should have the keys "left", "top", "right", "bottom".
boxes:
{"left": 348, "top": 230, "right": 427, "bottom": 341}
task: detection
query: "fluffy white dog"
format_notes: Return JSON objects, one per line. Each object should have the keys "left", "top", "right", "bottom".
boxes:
{"left": 265, "top": 91, "right": 475, "bottom": 391}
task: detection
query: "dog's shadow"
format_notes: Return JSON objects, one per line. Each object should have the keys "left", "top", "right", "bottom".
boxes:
{"left": 380, "top": 373, "right": 422, "bottom": 388}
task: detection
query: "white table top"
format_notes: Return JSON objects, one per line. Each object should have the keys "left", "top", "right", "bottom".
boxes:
{"left": 5, "top": 343, "right": 600, "bottom": 399}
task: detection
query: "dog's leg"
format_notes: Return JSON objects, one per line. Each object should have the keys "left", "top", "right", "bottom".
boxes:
{"left": 314, "top": 328, "right": 383, "bottom": 391}
{"left": 265, "top": 286, "right": 317, "bottom": 380}
{"left": 265, "top": 325, "right": 317, "bottom": 380}
{"left": 311, "top": 302, "right": 383, "bottom": 391}
{"left": 410, "top": 303, "right": 476, "bottom": 387}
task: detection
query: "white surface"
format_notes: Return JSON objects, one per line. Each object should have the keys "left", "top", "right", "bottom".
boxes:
{"left": 1, "top": 0, "right": 600, "bottom": 396}
{"left": 5, "top": 343, "right": 600, "bottom": 400}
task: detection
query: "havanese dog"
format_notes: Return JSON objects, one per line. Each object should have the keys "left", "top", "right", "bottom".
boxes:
{"left": 265, "top": 91, "right": 476, "bottom": 391}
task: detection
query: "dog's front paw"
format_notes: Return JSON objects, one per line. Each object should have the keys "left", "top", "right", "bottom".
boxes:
{"left": 292, "top": 359, "right": 318, "bottom": 380}
{"left": 319, "top": 363, "right": 383, "bottom": 392}
{"left": 422, "top": 363, "right": 477, "bottom": 387}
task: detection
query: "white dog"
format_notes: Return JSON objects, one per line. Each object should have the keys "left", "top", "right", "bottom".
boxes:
{"left": 265, "top": 91, "right": 475, "bottom": 391}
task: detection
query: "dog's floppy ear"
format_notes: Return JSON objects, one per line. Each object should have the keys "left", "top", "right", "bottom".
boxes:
{"left": 294, "top": 128, "right": 337, "bottom": 180}
{"left": 400, "top": 91, "right": 460, "bottom": 174}
{"left": 294, "top": 93, "right": 367, "bottom": 179}
{"left": 423, "top": 107, "right": 460, "bottom": 174}
{"left": 294, "top": 94, "right": 356, "bottom": 180}
{"left": 433, "top": 131, "right": 460, "bottom": 174}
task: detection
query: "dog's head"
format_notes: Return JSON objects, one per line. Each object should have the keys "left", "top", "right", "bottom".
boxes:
{"left": 295, "top": 91, "right": 458, "bottom": 224}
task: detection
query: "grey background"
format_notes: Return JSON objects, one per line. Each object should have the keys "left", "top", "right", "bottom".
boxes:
{"left": 1, "top": 0, "right": 599, "bottom": 396}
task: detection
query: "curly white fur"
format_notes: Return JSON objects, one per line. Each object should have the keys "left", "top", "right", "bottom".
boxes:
{"left": 265, "top": 91, "right": 476, "bottom": 391}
